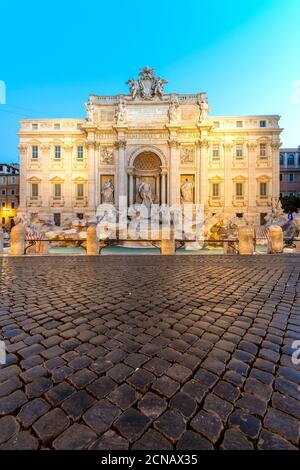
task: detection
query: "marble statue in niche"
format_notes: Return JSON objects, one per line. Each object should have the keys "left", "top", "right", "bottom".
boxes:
{"left": 136, "top": 180, "right": 153, "bottom": 209}
{"left": 180, "top": 176, "right": 194, "bottom": 203}
{"left": 101, "top": 177, "right": 114, "bottom": 203}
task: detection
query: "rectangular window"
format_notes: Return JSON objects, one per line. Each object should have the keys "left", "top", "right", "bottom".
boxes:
{"left": 32, "top": 145, "right": 39, "bottom": 159}
{"left": 236, "top": 144, "right": 243, "bottom": 158}
{"left": 10, "top": 189, "right": 15, "bottom": 195}
{"left": 1, "top": 202, "right": 5, "bottom": 208}
{"left": 54, "top": 183, "right": 61, "bottom": 197}
{"left": 212, "top": 144, "right": 220, "bottom": 159}
{"left": 54, "top": 123, "right": 61, "bottom": 130}
{"left": 236, "top": 212, "right": 243, "bottom": 218}
{"left": 1, "top": 189, "right": 5, "bottom": 196}
{"left": 212, "top": 183, "right": 220, "bottom": 197}
{"left": 31, "top": 183, "right": 38, "bottom": 198}
{"left": 77, "top": 146, "right": 84, "bottom": 159}
{"left": 236, "top": 182, "right": 244, "bottom": 197}
{"left": 288, "top": 173, "right": 294, "bottom": 182}
{"left": 260, "top": 182, "right": 267, "bottom": 197}
{"left": 77, "top": 183, "right": 84, "bottom": 198}
{"left": 54, "top": 213, "right": 61, "bottom": 226}
{"left": 280, "top": 173, "right": 283, "bottom": 181}
{"left": 32, "top": 123, "right": 38, "bottom": 130}
{"left": 1, "top": 176, "right": 6, "bottom": 184}
{"left": 236, "top": 121, "right": 243, "bottom": 128}
{"left": 11, "top": 176, "right": 16, "bottom": 184}
{"left": 77, "top": 213, "right": 84, "bottom": 220}
{"left": 260, "top": 143, "right": 267, "bottom": 157}
{"left": 11, "top": 202, "right": 15, "bottom": 209}
{"left": 213, "top": 121, "right": 220, "bottom": 128}
{"left": 260, "top": 120, "right": 266, "bottom": 128}
{"left": 54, "top": 146, "right": 61, "bottom": 159}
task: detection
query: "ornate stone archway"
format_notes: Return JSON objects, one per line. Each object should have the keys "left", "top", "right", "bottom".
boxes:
{"left": 127, "top": 147, "right": 167, "bottom": 205}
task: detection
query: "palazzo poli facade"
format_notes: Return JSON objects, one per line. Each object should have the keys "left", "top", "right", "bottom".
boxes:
{"left": 18, "top": 67, "right": 282, "bottom": 226}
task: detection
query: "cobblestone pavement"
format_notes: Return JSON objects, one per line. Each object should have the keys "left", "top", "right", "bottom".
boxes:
{"left": 0, "top": 255, "right": 300, "bottom": 450}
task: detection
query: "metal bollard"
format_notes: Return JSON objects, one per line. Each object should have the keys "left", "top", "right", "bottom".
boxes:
{"left": 10, "top": 223, "right": 26, "bottom": 256}
{"left": 37, "top": 239, "right": 49, "bottom": 255}
{"left": 161, "top": 229, "right": 175, "bottom": 255}
{"left": 238, "top": 226, "right": 254, "bottom": 255}
{"left": 86, "top": 225, "right": 99, "bottom": 255}
{"left": 267, "top": 225, "right": 283, "bottom": 254}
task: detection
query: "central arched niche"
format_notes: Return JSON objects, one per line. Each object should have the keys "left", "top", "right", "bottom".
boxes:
{"left": 134, "top": 151, "right": 161, "bottom": 173}
{"left": 132, "top": 151, "right": 163, "bottom": 204}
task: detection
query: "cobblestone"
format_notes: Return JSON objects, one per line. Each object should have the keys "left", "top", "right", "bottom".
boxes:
{"left": 33, "top": 408, "right": 70, "bottom": 444}
{"left": 17, "top": 398, "right": 50, "bottom": 428}
{"left": 0, "top": 415, "right": 20, "bottom": 445}
{"left": 0, "top": 431, "right": 39, "bottom": 450}
{"left": 1, "top": 254, "right": 300, "bottom": 449}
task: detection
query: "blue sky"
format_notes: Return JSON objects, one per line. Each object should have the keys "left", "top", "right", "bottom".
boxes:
{"left": 1, "top": 0, "right": 300, "bottom": 162}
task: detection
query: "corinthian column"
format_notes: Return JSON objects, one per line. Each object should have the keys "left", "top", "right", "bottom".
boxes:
{"left": 18, "top": 144, "right": 28, "bottom": 213}
{"left": 116, "top": 140, "right": 127, "bottom": 207}
{"left": 127, "top": 167, "right": 134, "bottom": 206}
{"left": 168, "top": 139, "right": 179, "bottom": 205}
{"left": 199, "top": 139, "right": 209, "bottom": 209}
{"left": 87, "top": 140, "right": 96, "bottom": 212}
{"left": 62, "top": 144, "right": 72, "bottom": 212}
{"left": 271, "top": 142, "right": 281, "bottom": 198}
{"left": 161, "top": 168, "right": 167, "bottom": 204}
{"left": 247, "top": 142, "right": 257, "bottom": 210}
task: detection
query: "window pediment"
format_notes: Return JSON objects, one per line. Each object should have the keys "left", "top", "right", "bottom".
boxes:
{"left": 27, "top": 176, "right": 41, "bottom": 183}
{"left": 209, "top": 175, "right": 223, "bottom": 182}
{"left": 256, "top": 174, "right": 271, "bottom": 182}
{"left": 233, "top": 175, "right": 247, "bottom": 182}
{"left": 50, "top": 176, "right": 64, "bottom": 183}
{"left": 73, "top": 176, "right": 87, "bottom": 183}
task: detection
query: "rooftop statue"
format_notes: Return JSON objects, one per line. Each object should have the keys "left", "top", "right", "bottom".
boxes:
{"left": 126, "top": 66, "right": 168, "bottom": 100}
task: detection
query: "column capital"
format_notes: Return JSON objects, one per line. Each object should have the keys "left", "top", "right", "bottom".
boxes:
{"left": 168, "top": 139, "right": 179, "bottom": 149}
{"left": 200, "top": 139, "right": 209, "bottom": 149}
{"left": 18, "top": 144, "right": 28, "bottom": 155}
{"left": 160, "top": 165, "right": 168, "bottom": 175}
{"left": 271, "top": 142, "right": 281, "bottom": 151}
{"left": 114, "top": 139, "right": 126, "bottom": 149}
{"left": 63, "top": 144, "right": 73, "bottom": 151}
{"left": 224, "top": 141, "right": 234, "bottom": 151}
{"left": 126, "top": 166, "right": 134, "bottom": 175}
{"left": 87, "top": 141, "right": 96, "bottom": 149}
{"left": 247, "top": 142, "right": 257, "bottom": 152}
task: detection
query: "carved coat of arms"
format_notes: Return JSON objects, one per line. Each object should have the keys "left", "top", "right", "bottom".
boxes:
{"left": 126, "top": 66, "right": 168, "bottom": 100}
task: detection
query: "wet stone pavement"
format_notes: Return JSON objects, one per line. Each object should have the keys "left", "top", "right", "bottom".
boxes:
{"left": 0, "top": 254, "right": 300, "bottom": 450}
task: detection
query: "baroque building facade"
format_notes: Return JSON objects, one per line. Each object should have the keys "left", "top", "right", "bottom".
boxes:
{"left": 0, "top": 163, "right": 19, "bottom": 230}
{"left": 18, "top": 67, "right": 282, "bottom": 226}
{"left": 280, "top": 146, "right": 300, "bottom": 198}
